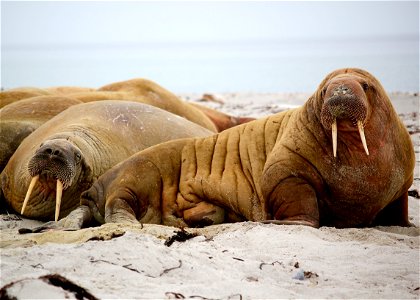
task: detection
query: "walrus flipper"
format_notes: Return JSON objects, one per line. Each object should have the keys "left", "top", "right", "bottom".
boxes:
{"left": 260, "top": 219, "right": 319, "bottom": 227}
{"left": 264, "top": 177, "right": 320, "bottom": 228}
{"left": 19, "top": 206, "right": 93, "bottom": 234}
{"left": 261, "top": 142, "right": 323, "bottom": 228}
{"left": 372, "top": 192, "right": 412, "bottom": 227}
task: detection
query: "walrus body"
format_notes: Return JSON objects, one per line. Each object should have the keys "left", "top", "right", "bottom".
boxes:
{"left": 69, "top": 68, "right": 414, "bottom": 229}
{"left": 1, "top": 78, "right": 254, "bottom": 133}
{"left": 0, "top": 87, "right": 51, "bottom": 108}
{"left": 96, "top": 78, "right": 255, "bottom": 132}
{"left": 0, "top": 96, "right": 83, "bottom": 172}
{"left": 1, "top": 101, "right": 213, "bottom": 220}
{"left": 0, "top": 80, "right": 218, "bottom": 173}
{"left": 189, "top": 102, "right": 256, "bottom": 132}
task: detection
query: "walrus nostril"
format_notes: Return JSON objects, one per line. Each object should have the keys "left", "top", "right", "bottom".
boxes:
{"left": 43, "top": 147, "right": 61, "bottom": 156}
{"left": 333, "top": 85, "right": 353, "bottom": 96}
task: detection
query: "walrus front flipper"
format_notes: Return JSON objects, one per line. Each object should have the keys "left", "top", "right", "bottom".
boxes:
{"left": 372, "top": 192, "right": 412, "bottom": 227}
{"left": 260, "top": 220, "right": 319, "bottom": 227}
{"left": 263, "top": 176, "right": 321, "bottom": 228}
{"left": 183, "top": 201, "right": 226, "bottom": 227}
{"left": 104, "top": 197, "right": 140, "bottom": 224}
{"left": 18, "top": 205, "right": 92, "bottom": 234}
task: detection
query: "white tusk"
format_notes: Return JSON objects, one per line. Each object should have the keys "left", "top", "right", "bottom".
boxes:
{"left": 332, "top": 118, "right": 337, "bottom": 158}
{"left": 55, "top": 180, "right": 63, "bottom": 222}
{"left": 357, "top": 120, "right": 369, "bottom": 155}
{"left": 21, "top": 175, "right": 39, "bottom": 215}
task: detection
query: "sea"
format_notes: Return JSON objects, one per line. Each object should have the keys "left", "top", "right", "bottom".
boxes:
{"left": 1, "top": 36, "right": 419, "bottom": 93}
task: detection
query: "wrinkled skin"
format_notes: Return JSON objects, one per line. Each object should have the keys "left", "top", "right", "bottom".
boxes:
{"left": 1, "top": 79, "right": 255, "bottom": 203}
{"left": 25, "top": 68, "right": 415, "bottom": 232}
{"left": 1, "top": 101, "right": 213, "bottom": 221}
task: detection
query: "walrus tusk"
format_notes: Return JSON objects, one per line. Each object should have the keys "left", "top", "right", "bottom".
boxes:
{"left": 55, "top": 180, "right": 63, "bottom": 222}
{"left": 332, "top": 118, "right": 337, "bottom": 157}
{"left": 357, "top": 120, "right": 369, "bottom": 155}
{"left": 21, "top": 175, "right": 39, "bottom": 215}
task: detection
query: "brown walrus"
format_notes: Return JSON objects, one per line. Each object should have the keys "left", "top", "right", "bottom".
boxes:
{"left": 188, "top": 102, "right": 256, "bottom": 132}
{"left": 34, "top": 67, "right": 414, "bottom": 231}
{"left": 0, "top": 80, "right": 253, "bottom": 174}
{"left": 0, "top": 96, "right": 83, "bottom": 172}
{"left": 0, "top": 87, "right": 52, "bottom": 108}
{"left": 2, "top": 78, "right": 254, "bottom": 132}
{"left": 96, "top": 78, "right": 255, "bottom": 132}
{"left": 1, "top": 101, "right": 213, "bottom": 222}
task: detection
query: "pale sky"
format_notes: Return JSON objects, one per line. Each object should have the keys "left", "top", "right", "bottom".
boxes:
{"left": 2, "top": 1, "right": 419, "bottom": 46}
{"left": 1, "top": 1, "right": 418, "bottom": 92}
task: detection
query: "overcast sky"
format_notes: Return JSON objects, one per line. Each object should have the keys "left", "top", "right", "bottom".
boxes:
{"left": 1, "top": 1, "right": 418, "bottom": 92}
{"left": 2, "top": 1, "right": 419, "bottom": 46}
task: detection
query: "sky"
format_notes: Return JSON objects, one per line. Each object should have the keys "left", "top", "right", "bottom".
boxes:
{"left": 1, "top": 1, "right": 419, "bottom": 92}
{"left": 2, "top": 1, "right": 418, "bottom": 46}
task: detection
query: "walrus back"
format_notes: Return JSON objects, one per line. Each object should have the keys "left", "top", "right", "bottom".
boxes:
{"left": 1, "top": 100, "right": 214, "bottom": 219}
{"left": 174, "top": 108, "right": 298, "bottom": 221}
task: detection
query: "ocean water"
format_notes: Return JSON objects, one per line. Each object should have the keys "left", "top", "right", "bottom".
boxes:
{"left": 2, "top": 37, "right": 419, "bottom": 93}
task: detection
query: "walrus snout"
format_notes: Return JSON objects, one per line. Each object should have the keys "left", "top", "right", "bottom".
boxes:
{"left": 28, "top": 140, "right": 79, "bottom": 189}
{"left": 323, "top": 93, "right": 367, "bottom": 122}
{"left": 22, "top": 139, "right": 83, "bottom": 221}
{"left": 320, "top": 81, "right": 370, "bottom": 157}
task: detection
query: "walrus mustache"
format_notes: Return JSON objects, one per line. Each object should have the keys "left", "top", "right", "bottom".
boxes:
{"left": 321, "top": 95, "right": 369, "bottom": 157}
{"left": 331, "top": 119, "right": 369, "bottom": 158}
{"left": 21, "top": 155, "right": 76, "bottom": 221}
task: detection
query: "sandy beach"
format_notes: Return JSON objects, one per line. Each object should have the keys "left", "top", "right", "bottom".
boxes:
{"left": 1, "top": 92, "right": 419, "bottom": 299}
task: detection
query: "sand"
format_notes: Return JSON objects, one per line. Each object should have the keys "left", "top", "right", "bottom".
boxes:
{"left": 1, "top": 92, "right": 419, "bottom": 299}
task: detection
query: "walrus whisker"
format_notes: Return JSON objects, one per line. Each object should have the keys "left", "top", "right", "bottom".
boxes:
{"left": 21, "top": 175, "right": 39, "bottom": 215}
{"left": 332, "top": 118, "right": 337, "bottom": 157}
{"left": 55, "top": 180, "right": 63, "bottom": 222}
{"left": 357, "top": 120, "right": 369, "bottom": 155}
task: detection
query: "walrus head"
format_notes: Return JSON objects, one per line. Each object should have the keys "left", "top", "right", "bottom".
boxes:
{"left": 318, "top": 70, "right": 373, "bottom": 157}
{"left": 22, "top": 138, "right": 84, "bottom": 221}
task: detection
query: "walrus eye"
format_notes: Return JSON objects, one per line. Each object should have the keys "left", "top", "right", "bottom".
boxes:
{"left": 321, "top": 87, "right": 327, "bottom": 98}
{"left": 81, "top": 190, "right": 92, "bottom": 201}
{"left": 362, "top": 82, "right": 369, "bottom": 91}
{"left": 75, "top": 152, "right": 81, "bottom": 163}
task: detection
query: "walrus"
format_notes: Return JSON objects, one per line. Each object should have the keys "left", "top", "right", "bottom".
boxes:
{"left": 69, "top": 89, "right": 254, "bottom": 133}
{"left": 96, "top": 78, "right": 255, "bottom": 132}
{"left": 1, "top": 101, "right": 213, "bottom": 222}
{"left": 0, "top": 86, "right": 90, "bottom": 108}
{"left": 33, "top": 68, "right": 414, "bottom": 231}
{"left": 1, "top": 79, "right": 254, "bottom": 132}
{"left": 0, "top": 96, "right": 83, "bottom": 172}
{"left": 1, "top": 78, "right": 254, "bottom": 171}
{"left": 0, "top": 87, "right": 52, "bottom": 108}
{"left": 45, "top": 86, "right": 95, "bottom": 94}
{"left": 188, "top": 102, "right": 256, "bottom": 132}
